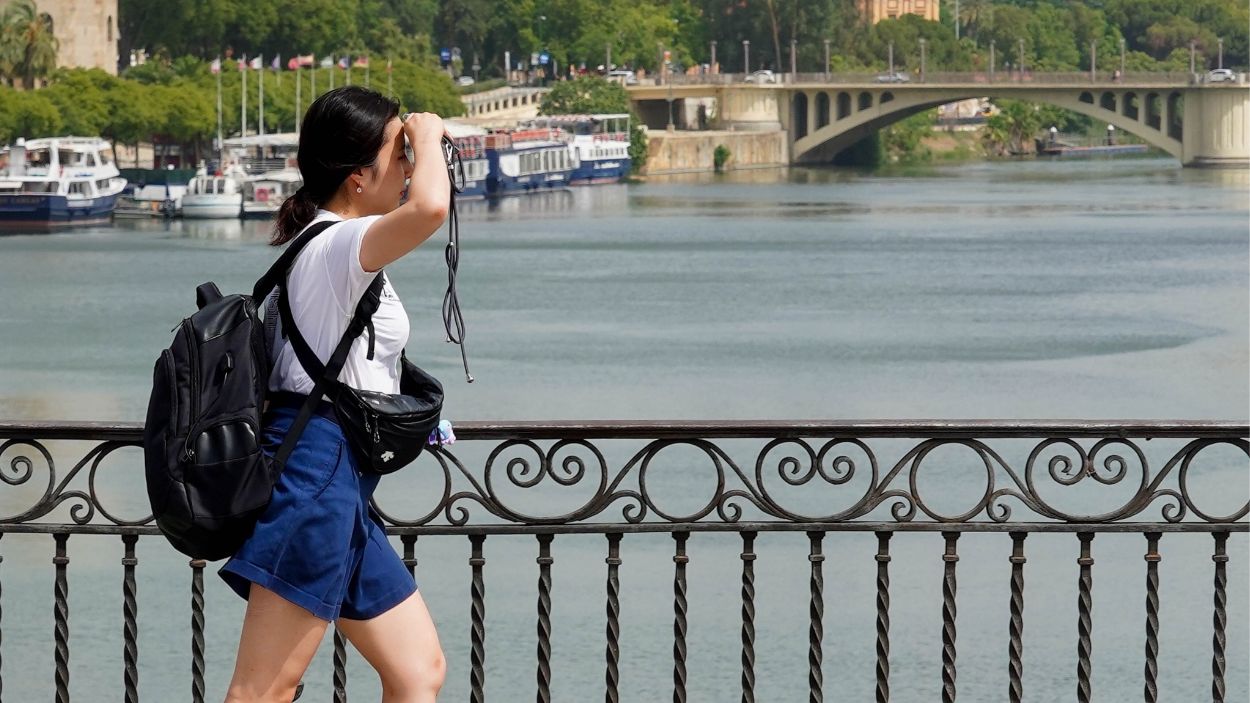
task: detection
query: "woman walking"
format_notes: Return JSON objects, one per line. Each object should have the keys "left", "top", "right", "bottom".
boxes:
{"left": 220, "top": 86, "right": 451, "bottom": 703}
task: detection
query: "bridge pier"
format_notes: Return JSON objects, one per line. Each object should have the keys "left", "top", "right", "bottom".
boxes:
{"left": 1183, "top": 88, "right": 1250, "bottom": 168}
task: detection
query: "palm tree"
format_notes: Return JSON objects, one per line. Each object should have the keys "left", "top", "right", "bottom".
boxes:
{"left": 0, "top": 0, "right": 58, "bottom": 89}
{"left": 957, "top": 0, "right": 993, "bottom": 41}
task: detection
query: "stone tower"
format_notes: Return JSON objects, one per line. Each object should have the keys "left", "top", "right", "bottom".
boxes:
{"left": 1, "top": 0, "right": 120, "bottom": 74}
{"left": 857, "top": 0, "right": 941, "bottom": 24}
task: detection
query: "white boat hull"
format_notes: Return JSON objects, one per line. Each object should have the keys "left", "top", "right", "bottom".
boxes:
{"left": 180, "top": 195, "right": 241, "bottom": 219}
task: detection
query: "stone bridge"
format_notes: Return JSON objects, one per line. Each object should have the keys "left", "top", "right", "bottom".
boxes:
{"left": 629, "top": 73, "right": 1250, "bottom": 168}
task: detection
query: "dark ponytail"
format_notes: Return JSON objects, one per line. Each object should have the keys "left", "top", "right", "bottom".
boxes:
{"left": 271, "top": 85, "right": 401, "bottom": 245}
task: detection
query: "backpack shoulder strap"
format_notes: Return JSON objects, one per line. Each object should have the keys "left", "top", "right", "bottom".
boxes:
{"left": 251, "top": 220, "right": 337, "bottom": 302}
{"left": 270, "top": 273, "right": 386, "bottom": 470}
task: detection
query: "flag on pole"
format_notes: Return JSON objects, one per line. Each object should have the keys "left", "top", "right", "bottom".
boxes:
{"left": 271, "top": 54, "right": 280, "bottom": 71}
{"left": 287, "top": 56, "right": 300, "bottom": 71}
{"left": 250, "top": 55, "right": 263, "bottom": 70}
{"left": 353, "top": 55, "right": 369, "bottom": 68}
{"left": 320, "top": 56, "right": 333, "bottom": 68}
{"left": 237, "top": 57, "right": 245, "bottom": 71}
{"left": 339, "top": 56, "right": 349, "bottom": 70}
{"left": 210, "top": 58, "right": 221, "bottom": 74}
{"left": 297, "top": 54, "right": 316, "bottom": 68}
{"left": 386, "top": 58, "right": 392, "bottom": 73}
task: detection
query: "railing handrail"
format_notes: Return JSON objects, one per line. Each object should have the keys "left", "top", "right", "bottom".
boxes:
{"left": 2, "top": 418, "right": 1247, "bottom": 441}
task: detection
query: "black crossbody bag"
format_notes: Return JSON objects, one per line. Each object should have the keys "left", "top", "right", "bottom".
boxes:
{"left": 255, "top": 223, "right": 444, "bottom": 475}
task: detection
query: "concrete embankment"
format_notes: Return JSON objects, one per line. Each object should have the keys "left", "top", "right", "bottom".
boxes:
{"left": 641, "top": 129, "right": 787, "bottom": 175}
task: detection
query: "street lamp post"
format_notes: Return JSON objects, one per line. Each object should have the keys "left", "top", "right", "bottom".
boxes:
{"left": 823, "top": 38, "right": 831, "bottom": 79}
{"left": 666, "top": 80, "right": 674, "bottom": 131}
{"left": 1190, "top": 40, "right": 1196, "bottom": 74}
{"left": 743, "top": 39, "right": 750, "bottom": 75}
{"left": 1119, "top": 38, "right": 1125, "bottom": 79}
{"left": 919, "top": 38, "right": 926, "bottom": 82}
{"left": 606, "top": 43, "right": 611, "bottom": 72}
{"left": 710, "top": 40, "right": 717, "bottom": 73}
{"left": 989, "top": 39, "right": 995, "bottom": 82}
{"left": 1090, "top": 40, "right": 1097, "bottom": 82}
{"left": 1018, "top": 38, "right": 1025, "bottom": 80}
{"left": 955, "top": 0, "right": 960, "bottom": 40}
{"left": 790, "top": 38, "right": 797, "bottom": 79}
{"left": 1218, "top": 37, "right": 1224, "bottom": 69}
{"left": 888, "top": 41, "right": 894, "bottom": 76}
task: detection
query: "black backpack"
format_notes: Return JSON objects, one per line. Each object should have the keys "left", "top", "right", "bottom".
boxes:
{"left": 143, "top": 222, "right": 336, "bottom": 560}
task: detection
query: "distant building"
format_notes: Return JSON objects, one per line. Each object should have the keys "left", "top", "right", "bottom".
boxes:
{"left": 0, "top": 0, "right": 120, "bottom": 75}
{"left": 857, "top": 0, "right": 940, "bottom": 24}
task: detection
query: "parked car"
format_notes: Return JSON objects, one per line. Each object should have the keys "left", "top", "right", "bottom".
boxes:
{"left": 456, "top": 75, "right": 476, "bottom": 86}
{"left": 745, "top": 69, "right": 777, "bottom": 83}
{"left": 607, "top": 70, "right": 638, "bottom": 85}
{"left": 1206, "top": 68, "right": 1237, "bottom": 83}
{"left": 874, "top": 71, "right": 911, "bottom": 83}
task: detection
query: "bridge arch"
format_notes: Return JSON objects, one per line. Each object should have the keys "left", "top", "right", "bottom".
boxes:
{"left": 816, "top": 93, "right": 831, "bottom": 129}
{"left": 793, "top": 93, "right": 809, "bottom": 139}
{"left": 791, "top": 88, "right": 1185, "bottom": 165}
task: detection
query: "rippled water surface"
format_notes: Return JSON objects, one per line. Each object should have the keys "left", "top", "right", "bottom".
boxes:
{"left": 0, "top": 158, "right": 1245, "bottom": 701}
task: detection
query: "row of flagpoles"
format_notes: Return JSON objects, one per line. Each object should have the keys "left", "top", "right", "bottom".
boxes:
{"left": 209, "top": 54, "right": 397, "bottom": 158}
{"left": 210, "top": 54, "right": 386, "bottom": 73}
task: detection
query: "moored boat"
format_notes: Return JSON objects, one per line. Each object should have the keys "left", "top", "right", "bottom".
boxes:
{"left": 241, "top": 168, "right": 301, "bottom": 219}
{"left": 180, "top": 166, "right": 246, "bottom": 219}
{"left": 483, "top": 127, "right": 576, "bottom": 196}
{"left": 0, "top": 137, "right": 127, "bottom": 232}
{"left": 444, "top": 121, "right": 489, "bottom": 198}
{"left": 523, "top": 113, "right": 631, "bottom": 185}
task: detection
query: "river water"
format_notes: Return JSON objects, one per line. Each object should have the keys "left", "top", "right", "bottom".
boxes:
{"left": 0, "top": 157, "right": 1246, "bottom": 701}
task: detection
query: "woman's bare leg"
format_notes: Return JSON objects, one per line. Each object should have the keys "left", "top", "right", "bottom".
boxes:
{"left": 336, "top": 591, "right": 446, "bottom": 703}
{"left": 224, "top": 584, "right": 328, "bottom": 703}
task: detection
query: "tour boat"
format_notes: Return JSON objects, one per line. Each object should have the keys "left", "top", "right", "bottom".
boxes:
{"left": 483, "top": 127, "right": 576, "bottom": 196}
{"left": 0, "top": 137, "right": 127, "bottom": 232}
{"left": 444, "top": 121, "right": 489, "bottom": 198}
{"left": 522, "top": 114, "right": 632, "bottom": 184}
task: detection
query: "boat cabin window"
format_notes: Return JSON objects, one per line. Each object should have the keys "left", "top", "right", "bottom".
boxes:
{"left": 21, "top": 181, "right": 58, "bottom": 193}
{"left": 95, "top": 179, "right": 112, "bottom": 190}
{"left": 98, "top": 148, "right": 114, "bottom": 165}
{"left": 27, "top": 150, "right": 51, "bottom": 168}
{"left": 68, "top": 181, "right": 89, "bottom": 196}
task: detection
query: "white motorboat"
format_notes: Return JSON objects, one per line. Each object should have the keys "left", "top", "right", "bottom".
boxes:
{"left": 180, "top": 166, "right": 245, "bottom": 219}
{"left": 0, "top": 136, "right": 127, "bottom": 231}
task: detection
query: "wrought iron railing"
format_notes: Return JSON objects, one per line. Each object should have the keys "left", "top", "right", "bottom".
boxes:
{"left": 0, "top": 420, "right": 1245, "bottom": 702}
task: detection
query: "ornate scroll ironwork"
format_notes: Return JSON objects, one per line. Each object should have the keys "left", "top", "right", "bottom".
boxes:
{"left": 1, "top": 422, "right": 1245, "bottom": 530}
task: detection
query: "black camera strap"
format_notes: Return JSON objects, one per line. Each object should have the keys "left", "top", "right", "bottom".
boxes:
{"left": 441, "top": 135, "right": 473, "bottom": 383}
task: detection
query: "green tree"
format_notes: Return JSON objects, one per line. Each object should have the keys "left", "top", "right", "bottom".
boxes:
{"left": 983, "top": 99, "right": 1042, "bottom": 155}
{"left": 3, "top": 87, "right": 62, "bottom": 136}
{"left": 880, "top": 110, "right": 934, "bottom": 162}
{"left": 42, "top": 69, "right": 114, "bottom": 136}
{"left": 539, "top": 75, "right": 647, "bottom": 173}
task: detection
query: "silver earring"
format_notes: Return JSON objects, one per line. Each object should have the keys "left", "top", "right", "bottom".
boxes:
{"left": 356, "top": 186, "right": 362, "bottom": 193}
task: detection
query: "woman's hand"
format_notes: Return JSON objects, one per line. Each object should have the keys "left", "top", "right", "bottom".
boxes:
{"left": 402, "top": 112, "right": 446, "bottom": 150}
{"left": 359, "top": 112, "right": 452, "bottom": 272}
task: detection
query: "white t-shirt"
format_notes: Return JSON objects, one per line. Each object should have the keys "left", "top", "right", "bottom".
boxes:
{"left": 265, "top": 210, "right": 409, "bottom": 395}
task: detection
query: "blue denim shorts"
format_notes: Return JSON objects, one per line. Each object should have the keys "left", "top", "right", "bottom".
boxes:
{"left": 219, "top": 406, "right": 417, "bottom": 621}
